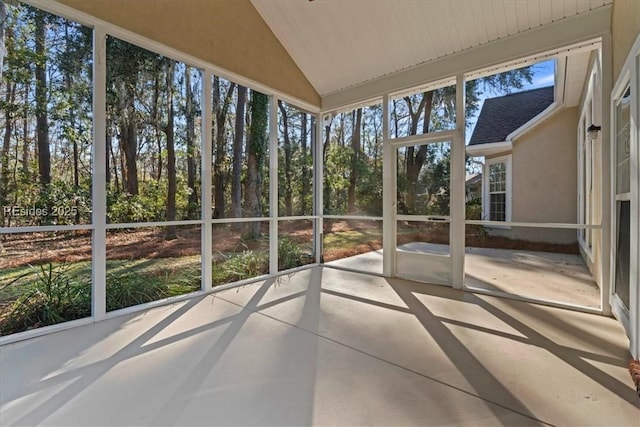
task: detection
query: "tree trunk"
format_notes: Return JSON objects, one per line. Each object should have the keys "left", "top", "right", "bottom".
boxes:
{"left": 152, "top": 68, "right": 162, "bottom": 181}
{"left": 300, "top": 112, "right": 310, "bottom": 214}
{"left": 232, "top": 85, "right": 246, "bottom": 218}
{"left": 22, "top": 83, "right": 29, "bottom": 181}
{"left": 0, "top": 1, "right": 6, "bottom": 82}
{"left": 35, "top": 11, "right": 50, "bottom": 187}
{"left": 118, "top": 66, "right": 139, "bottom": 195}
{"left": 105, "top": 124, "right": 111, "bottom": 185}
{"left": 404, "top": 92, "right": 433, "bottom": 211}
{"left": 63, "top": 24, "right": 80, "bottom": 222}
{"left": 122, "top": 119, "right": 138, "bottom": 195}
{"left": 323, "top": 122, "right": 331, "bottom": 213}
{"left": 213, "top": 118, "right": 226, "bottom": 218}
{"left": 212, "top": 77, "right": 235, "bottom": 218}
{"left": 347, "top": 108, "right": 362, "bottom": 213}
{"left": 1, "top": 83, "right": 14, "bottom": 224}
{"left": 165, "top": 61, "right": 177, "bottom": 240}
{"left": 185, "top": 68, "right": 198, "bottom": 218}
{"left": 244, "top": 91, "right": 268, "bottom": 238}
{"left": 278, "top": 101, "right": 293, "bottom": 216}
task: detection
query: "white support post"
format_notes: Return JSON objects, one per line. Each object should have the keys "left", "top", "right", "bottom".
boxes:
{"left": 315, "top": 113, "right": 323, "bottom": 263}
{"left": 91, "top": 26, "right": 107, "bottom": 321}
{"left": 382, "top": 94, "right": 395, "bottom": 277}
{"left": 628, "top": 39, "right": 640, "bottom": 360}
{"left": 269, "top": 97, "right": 279, "bottom": 274}
{"left": 601, "top": 34, "right": 613, "bottom": 316}
{"left": 201, "top": 72, "right": 213, "bottom": 292}
{"left": 451, "top": 74, "right": 466, "bottom": 289}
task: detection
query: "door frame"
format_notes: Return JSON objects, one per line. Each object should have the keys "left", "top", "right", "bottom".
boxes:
{"left": 392, "top": 136, "right": 454, "bottom": 285}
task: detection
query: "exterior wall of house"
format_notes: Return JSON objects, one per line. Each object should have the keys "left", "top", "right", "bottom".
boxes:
{"left": 486, "top": 107, "right": 579, "bottom": 244}
{"left": 57, "top": 0, "right": 321, "bottom": 107}
{"left": 576, "top": 50, "right": 604, "bottom": 283}
{"left": 612, "top": 0, "right": 640, "bottom": 83}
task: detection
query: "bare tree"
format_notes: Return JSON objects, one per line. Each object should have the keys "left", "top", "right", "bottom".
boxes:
{"left": 35, "top": 10, "right": 50, "bottom": 187}
{"left": 278, "top": 101, "right": 293, "bottom": 216}
{"left": 347, "top": 108, "right": 362, "bottom": 213}
{"left": 165, "top": 60, "right": 177, "bottom": 239}
{"left": 300, "top": 112, "right": 310, "bottom": 214}
{"left": 244, "top": 91, "right": 268, "bottom": 237}
{"left": 212, "top": 77, "right": 235, "bottom": 218}
{"left": 185, "top": 67, "right": 198, "bottom": 218}
{"left": 232, "top": 85, "right": 246, "bottom": 218}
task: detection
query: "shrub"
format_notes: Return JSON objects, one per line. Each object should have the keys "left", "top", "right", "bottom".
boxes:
{"left": 278, "top": 236, "right": 304, "bottom": 270}
{"left": 465, "top": 199, "right": 483, "bottom": 220}
{"left": 218, "top": 250, "right": 268, "bottom": 284}
{"left": 0, "top": 263, "right": 91, "bottom": 335}
{"left": 105, "top": 271, "right": 169, "bottom": 311}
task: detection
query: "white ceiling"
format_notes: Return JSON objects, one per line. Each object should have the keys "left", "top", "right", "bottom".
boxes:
{"left": 251, "top": 0, "right": 611, "bottom": 98}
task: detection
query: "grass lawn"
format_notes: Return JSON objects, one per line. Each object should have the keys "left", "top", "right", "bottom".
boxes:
{"left": 2, "top": 222, "right": 573, "bottom": 336}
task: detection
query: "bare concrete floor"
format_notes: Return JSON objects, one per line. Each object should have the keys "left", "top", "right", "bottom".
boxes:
{"left": 464, "top": 246, "right": 600, "bottom": 308}
{"left": 328, "top": 243, "right": 601, "bottom": 308}
{"left": 1, "top": 267, "right": 637, "bottom": 426}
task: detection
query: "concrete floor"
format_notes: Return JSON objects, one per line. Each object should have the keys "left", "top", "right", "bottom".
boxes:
{"left": 328, "top": 243, "right": 601, "bottom": 308}
{"left": 1, "top": 267, "right": 637, "bottom": 426}
{"left": 464, "top": 246, "right": 600, "bottom": 308}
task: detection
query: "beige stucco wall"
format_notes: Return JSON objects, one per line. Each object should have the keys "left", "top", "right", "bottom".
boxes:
{"left": 577, "top": 52, "right": 603, "bottom": 281}
{"left": 612, "top": 0, "right": 640, "bottom": 82}
{"left": 56, "top": 0, "right": 320, "bottom": 107}
{"left": 487, "top": 107, "right": 579, "bottom": 244}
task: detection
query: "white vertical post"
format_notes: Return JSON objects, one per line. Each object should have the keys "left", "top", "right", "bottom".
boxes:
{"left": 628, "top": 42, "right": 640, "bottom": 360}
{"left": 382, "top": 93, "right": 395, "bottom": 277}
{"left": 601, "top": 35, "right": 613, "bottom": 317}
{"left": 451, "top": 73, "right": 466, "bottom": 289}
{"left": 315, "top": 113, "right": 323, "bottom": 264}
{"left": 201, "top": 72, "right": 213, "bottom": 291}
{"left": 92, "top": 26, "right": 107, "bottom": 321}
{"left": 269, "top": 97, "right": 279, "bottom": 274}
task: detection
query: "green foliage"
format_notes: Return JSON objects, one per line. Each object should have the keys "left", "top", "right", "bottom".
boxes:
{"left": 278, "top": 236, "right": 305, "bottom": 270}
{"left": 215, "top": 249, "right": 268, "bottom": 284}
{"left": 466, "top": 198, "right": 483, "bottom": 220}
{"left": 248, "top": 92, "right": 270, "bottom": 161}
{"left": 36, "top": 180, "right": 92, "bottom": 225}
{"left": 107, "top": 178, "right": 195, "bottom": 223}
{"left": 0, "top": 258, "right": 201, "bottom": 335}
{"left": 0, "top": 263, "right": 91, "bottom": 335}
{"left": 2, "top": 3, "right": 93, "bottom": 227}
{"left": 105, "top": 271, "right": 169, "bottom": 312}
{"left": 107, "top": 191, "right": 152, "bottom": 223}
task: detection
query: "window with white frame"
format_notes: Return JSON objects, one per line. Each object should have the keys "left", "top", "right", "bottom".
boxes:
{"left": 483, "top": 156, "right": 511, "bottom": 222}
{"left": 610, "top": 31, "right": 639, "bottom": 357}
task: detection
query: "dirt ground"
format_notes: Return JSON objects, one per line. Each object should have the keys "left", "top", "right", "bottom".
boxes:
{"left": 0, "top": 220, "right": 578, "bottom": 269}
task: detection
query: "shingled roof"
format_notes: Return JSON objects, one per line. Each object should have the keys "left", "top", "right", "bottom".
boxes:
{"left": 468, "top": 86, "right": 554, "bottom": 146}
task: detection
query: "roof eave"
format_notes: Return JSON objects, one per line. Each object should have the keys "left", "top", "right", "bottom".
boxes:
{"left": 506, "top": 101, "right": 562, "bottom": 142}
{"left": 466, "top": 141, "right": 513, "bottom": 157}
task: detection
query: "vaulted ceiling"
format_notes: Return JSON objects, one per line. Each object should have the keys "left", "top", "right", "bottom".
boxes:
{"left": 252, "top": 0, "right": 612, "bottom": 100}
